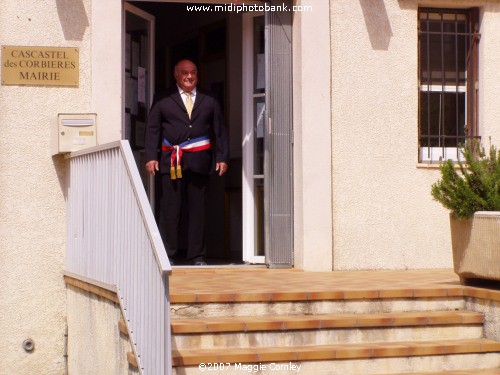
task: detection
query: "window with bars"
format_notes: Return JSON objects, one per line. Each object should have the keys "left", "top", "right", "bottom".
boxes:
{"left": 418, "top": 8, "right": 480, "bottom": 163}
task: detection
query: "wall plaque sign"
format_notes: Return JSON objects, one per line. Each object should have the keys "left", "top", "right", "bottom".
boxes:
{"left": 1, "top": 46, "right": 79, "bottom": 86}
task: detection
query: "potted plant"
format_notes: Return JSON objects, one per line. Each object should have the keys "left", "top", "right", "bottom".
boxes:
{"left": 431, "top": 140, "right": 500, "bottom": 285}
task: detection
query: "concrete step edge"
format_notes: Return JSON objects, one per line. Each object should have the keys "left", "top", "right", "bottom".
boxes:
{"left": 171, "top": 310, "right": 483, "bottom": 334}
{"left": 171, "top": 338, "right": 500, "bottom": 367}
{"left": 172, "top": 326, "right": 483, "bottom": 351}
{"left": 170, "top": 299, "right": 468, "bottom": 319}
{"left": 378, "top": 369, "right": 500, "bottom": 375}
{"left": 170, "top": 286, "right": 466, "bottom": 304}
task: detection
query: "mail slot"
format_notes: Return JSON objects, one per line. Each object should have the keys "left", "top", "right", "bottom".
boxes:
{"left": 52, "top": 113, "right": 97, "bottom": 154}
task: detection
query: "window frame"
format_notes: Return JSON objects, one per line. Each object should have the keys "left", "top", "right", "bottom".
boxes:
{"left": 418, "top": 7, "right": 480, "bottom": 163}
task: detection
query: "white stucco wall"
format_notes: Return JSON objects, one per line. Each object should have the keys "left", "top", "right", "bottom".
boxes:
{"left": 478, "top": 2, "right": 500, "bottom": 147}
{"left": 293, "top": 0, "right": 333, "bottom": 271}
{"left": 0, "top": 0, "right": 125, "bottom": 373}
{"left": 92, "top": 0, "right": 123, "bottom": 144}
{"left": 330, "top": 0, "right": 500, "bottom": 270}
{"left": 66, "top": 285, "right": 136, "bottom": 375}
{"left": 2, "top": 4, "right": 500, "bottom": 373}
{"left": 0, "top": 0, "right": 88, "bottom": 371}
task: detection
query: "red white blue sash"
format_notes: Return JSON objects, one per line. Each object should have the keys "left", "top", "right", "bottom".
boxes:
{"left": 162, "top": 136, "right": 211, "bottom": 179}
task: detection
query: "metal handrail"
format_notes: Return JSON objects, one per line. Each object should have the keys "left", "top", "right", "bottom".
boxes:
{"left": 66, "top": 140, "right": 172, "bottom": 374}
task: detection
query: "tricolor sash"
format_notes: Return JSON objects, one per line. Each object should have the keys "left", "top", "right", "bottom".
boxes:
{"left": 162, "top": 136, "right": 211, "bottom": 179}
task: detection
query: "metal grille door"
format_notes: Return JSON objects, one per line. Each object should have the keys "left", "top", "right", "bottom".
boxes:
{"left": 265, "top": 0, "right": 294, "bottom": 268}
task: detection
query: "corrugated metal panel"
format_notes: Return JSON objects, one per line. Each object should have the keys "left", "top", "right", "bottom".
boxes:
{"left": 265, "top": 0, "right": 294, "bottom": 268}
{"left": 66, "top": 141, "right": 172, "bottom": 375}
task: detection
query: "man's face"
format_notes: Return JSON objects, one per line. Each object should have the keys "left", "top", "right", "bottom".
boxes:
{"left": 175, "top": 60, "right": 198, "bottom": 92}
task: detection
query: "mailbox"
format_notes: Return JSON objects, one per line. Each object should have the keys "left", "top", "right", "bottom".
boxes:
{"left": 52, "top": 113, "right": 97, "bottom": 154}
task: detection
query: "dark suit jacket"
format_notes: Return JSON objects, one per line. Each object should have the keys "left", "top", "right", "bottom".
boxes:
{"left": 144, "top": 86, "right": 229, "bottom": 175}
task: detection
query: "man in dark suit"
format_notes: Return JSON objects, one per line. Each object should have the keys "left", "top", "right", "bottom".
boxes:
{"left": 144, "top": 59, "right": 229, "bottom": 266}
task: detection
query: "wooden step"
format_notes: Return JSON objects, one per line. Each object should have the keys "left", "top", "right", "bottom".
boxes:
{"left": 171, "top": 339, "right": 500, "bottom": 367}
{"left": 171, "top": 310, "right": 483, "bottom": 334}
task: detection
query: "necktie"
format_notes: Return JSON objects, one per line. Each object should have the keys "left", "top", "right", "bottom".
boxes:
{"left": 185, "top": 92, "right": 193, "bottom": 119}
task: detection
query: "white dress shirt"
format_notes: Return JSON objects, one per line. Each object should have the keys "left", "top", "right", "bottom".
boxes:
{"left": 177, "top": 85, "right": 197, "bottom": 107}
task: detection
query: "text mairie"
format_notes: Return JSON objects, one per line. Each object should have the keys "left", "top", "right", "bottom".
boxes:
{"left": 20, "top": 71, "right": 61, "bottom": 81}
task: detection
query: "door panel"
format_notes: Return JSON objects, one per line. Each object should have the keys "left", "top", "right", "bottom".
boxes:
{"left": 242, "top": 12, "right": 266, "bottom": 263}
{"left": 265, "top": 0, "right": 293, "bottom": 268}
{"left": 123, "top": 3, "right": 155, "bottom": 205}
{"left": 242, "top": 2, "right": 293, "bottom": 267}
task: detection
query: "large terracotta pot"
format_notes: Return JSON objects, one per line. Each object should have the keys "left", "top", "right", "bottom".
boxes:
{"left": 450, "top": 211, "right": 500, "bottom": 284}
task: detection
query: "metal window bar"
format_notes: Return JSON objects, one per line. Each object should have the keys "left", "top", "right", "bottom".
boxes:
{"left": 455, "top": 12, "right": 460, "bottom": 155}
{"left": 66, "top": 141, "right": 172, "bottom": 375}
{"left": 440, "top": 11, "right": 445, "bottom": 150}
{"left": 425, "top": 10, "right": 431, "bottom": 160}
{"left": 466, "top": 9, "right": 480, "bottom": 150}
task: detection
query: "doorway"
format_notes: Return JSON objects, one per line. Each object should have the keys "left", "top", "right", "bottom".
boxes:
{"left": 123, "top": 1, "right": 293, "bottom": 267}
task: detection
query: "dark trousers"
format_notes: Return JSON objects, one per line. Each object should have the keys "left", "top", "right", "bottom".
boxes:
{"left": 159, "top": 170, "right": 208, "bottom": 262}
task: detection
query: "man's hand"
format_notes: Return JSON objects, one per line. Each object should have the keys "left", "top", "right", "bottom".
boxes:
{"left": 216, "top": 162, "right": 228, "bottom": 176}
{"left": 146, "top": 160, "right": 159, "bottom": 175}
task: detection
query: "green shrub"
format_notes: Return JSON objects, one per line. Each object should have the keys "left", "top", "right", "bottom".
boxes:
{"left": 431, "top": 141, "right": 500, "bottom": 219}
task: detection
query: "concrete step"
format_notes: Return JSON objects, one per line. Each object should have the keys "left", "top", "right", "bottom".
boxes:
{"left": 171, "top": 357, "right": 500, "bottom": 375}
{"left": 170, "top": 298, "right": 467, "bottom": 319}
{"left": 171, "top": 310, "right": 484, "bottom": 350}
{"left": 171, "top": 339, "right": 500, "bottom": 372}
{"left": 166, "top": 270, "right": 500, "bottom": 374}
{"left": 169, "top": 271, "right": 474, "bottom": 319}
{"left": 379, "top": 370, "right": 500, "bottom": 375}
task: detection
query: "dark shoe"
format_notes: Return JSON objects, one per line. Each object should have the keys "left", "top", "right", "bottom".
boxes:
{"left": 193, "top": 260, "right": 207, "bottom": 266}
